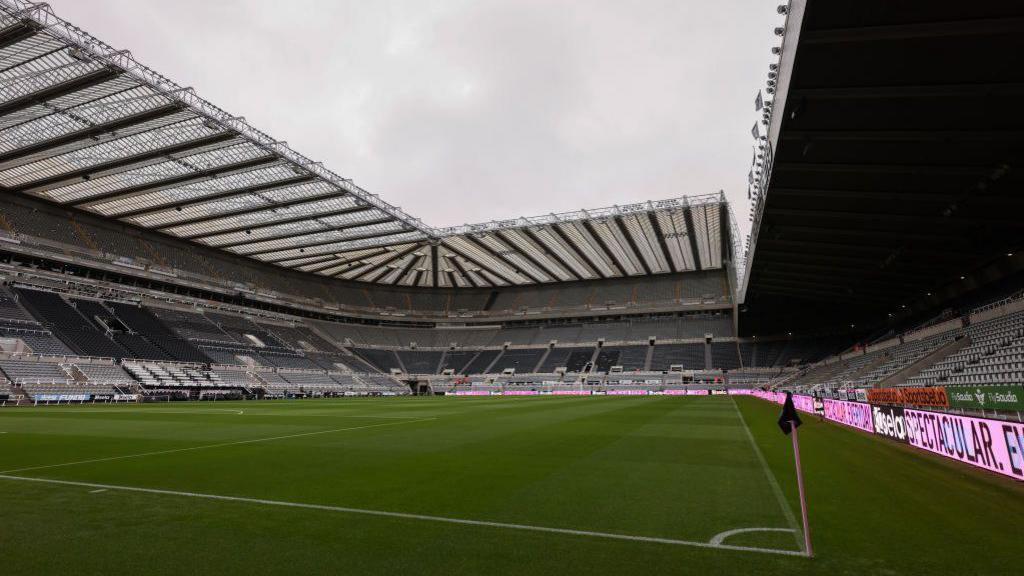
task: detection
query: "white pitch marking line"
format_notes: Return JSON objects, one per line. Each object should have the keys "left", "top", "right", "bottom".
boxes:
{"left": 52, "top": 409, "right": 245, "bottom": 416}
{"left": 730, "top": 396, "right": 806, "bottom": 553}
{"left": 48, "top": 409, "right": 424, "bottom": 420}
{"left": 0, "top": 417, "right": 437, "bottom": 475}
{"left": 88, "top": 488, "right": 107, "bottom": 494}
{"left": 0, "top": 474, "right": 806, "bottom": 558}
{"left": 709, "top": 527, "right": 796, "bottom": 546}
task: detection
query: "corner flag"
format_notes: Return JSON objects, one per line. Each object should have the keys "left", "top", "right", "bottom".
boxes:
{"left": 778, "top": 391, "right": 802, "bottom": 435}
{"left": 778, "top": 390, "right": 813, "bottom": 557}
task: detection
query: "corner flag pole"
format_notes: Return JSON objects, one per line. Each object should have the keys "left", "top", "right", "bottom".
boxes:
{"left": 789, "top": 420, "right": 813, "bottom": 558}
{"left": 777, "top": 391, "right": 812, "bottom": 558}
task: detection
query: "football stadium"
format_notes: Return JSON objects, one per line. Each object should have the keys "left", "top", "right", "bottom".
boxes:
{"left": 1, "top": 1, "right": 1022, "bottom": 574}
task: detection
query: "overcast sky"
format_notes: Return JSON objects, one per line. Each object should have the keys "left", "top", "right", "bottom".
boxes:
{"left": 52, "top": 0, "right": 782, "bottom": 240}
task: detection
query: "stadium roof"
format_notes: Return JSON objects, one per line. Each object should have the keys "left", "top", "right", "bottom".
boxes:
{"left": 0, "top": 0, "right": 735, "bottom": 289}
{"left": 740, "top": 0, "right": 1024, "bottom": 333}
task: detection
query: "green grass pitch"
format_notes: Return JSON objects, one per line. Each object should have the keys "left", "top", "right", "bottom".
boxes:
{"left": 0, "top": 396, "right": 1020, "bottom": 575}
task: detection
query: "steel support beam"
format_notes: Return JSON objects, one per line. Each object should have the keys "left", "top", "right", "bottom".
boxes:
{"left": 212, "top": 216, "right": 393, "bottom": 249}
{"left": 14, "top": 132, "right": 236, "bottom": 196}
{"left": 158, "top": 190, "right": 351, "bottom": 235}
{"left": 461, "top": 235, "right": 543, "bottom": 284}
{"left": 0, "top": 67, "right": 120, "bottom": 118}
{"left": 113, "top": 175, "right": 316, "bottom": 220}
{"left": 350, "top": 244, "right": 421, "bottom": 281}
{"left": 580, "top": 220, "right": 627, "bottom": 277}
{"left": 392, "top": 253, "right": 421, "bottom": 286}
{"left": 520, "top": 227, "right": 583, "bottom": 281}
{"left": 446, "top": 252, "right": 479, "bottom": 288}
{"left": 614, "top": 216, "right": 651, "bottom": 275}
{"left": 0, "top": 22, "right": 40, "bottom": 51}
{"left": 549, "top": 224, "right": 604, "bottom": 279}
{"left": 442, "top": 241, "right": 520, "bottom": 285}
{"left": 646, "top": 212, "right": 677, "bottom": 273}
{"left": 0, "top": 103, "right": 184, "bottom": 169}
{"left": 682, "top": 207, "right": 703, "bottom": 271}
{"left": 430, "top": 244, "right": 439, "bottom": 289}
{"left": 253, "top": 228, "right": 414, "bottom": 260}
{"left": 495, "top": 230, "right": 564, "bottom": 281}
{"left": 64, "top": 155, "right": 277, "bottom": 209}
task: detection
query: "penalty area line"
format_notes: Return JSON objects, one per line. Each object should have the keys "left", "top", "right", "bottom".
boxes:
{"left": 0, "top": 417, "right": 437, "bottom": 475}
{"left": 0, "top": 474, "right": 806, "bottom": 558}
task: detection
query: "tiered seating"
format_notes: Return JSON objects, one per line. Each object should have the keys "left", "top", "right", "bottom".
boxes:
{"left": 848, "top": 332, "right": 958, "bottom": 387}
{"left": 908, "top": 311, "right": 1024, "bottom": 387}
{"left": 307, "top": 352, "right": 377, "bottom": 373}
{"left": 261, "top": 352, "right": 321, "bottom": 370}
{"left": 462, "top": 350, "right": 501, "bottom": 374}
{"left": 579, "top": 322, "right": 628, "bottom": 342}
{"left": 256, "top": 372, "right": 294, "bottom": 394}
{"left": 16, "top": 290, "right": 126, "bottom": 358}
{"left": 490, "top": 348, "right": 546, "bottom": 373}
{"left": 123, "top": 363, "right": 224, "bottom": 389}
{"left": 74, "top": 363, "right": 133, "bottom": 384}
{"left": 279, "top": 371, "right": 343, "bottom": 391}
{"left": 710, "top": 342, "right": 741, "bottom": 370}
{"left": 564, "top": 348, "right": 595, "bottom": 372}
{"left": 0, "top": 286, "right": 37, "bottom": 325}
{"left": 0, "top": 327, "right": 73, "bottom": 355}
{"left": 538, "top": 347, "right": 591, "bottom": 372}
{"left": 201, "top": 346, "right": 267, "bottom": 366}
{"left": 354, "top": 349, "right": 402, "bottom": 372}
{"left": 396, "top": 350, "right": 443, "bottom": 374}
{"left": 437, "top": 351, "right": 478, "bottom": 374}
{"left": 209, "top": 370, "right": 258, "bottom": 389}
{"left": 105, "top": 303, "right": 205, "bottom": 361}
{"left": 595, "top": 346, "right": 649, "bottom": 371}
{"left": 19, "top": 381, "right": 119, "bottom": 398}
{"left": 0, "top": 359, "right": 70, "bottom": 383}
{"left": 260, "top": 324, "right": 336, "bottom": 352}
{"left": 148, "top": 307, "right": 233, "bottom": 342}
{"left": 649, "top": 343, "right": 705, "bottom": 371}
{"left": 356, "top": 373, "right": 407, "bottom": 394}
{"left": 147, "top": 335, "right": 212, "bottom": 363}
{"left": 204, "top": 312, "right": 288, "bottom": 348}
{"left": 111, "top": 333, "right": 175, "bottom": 361}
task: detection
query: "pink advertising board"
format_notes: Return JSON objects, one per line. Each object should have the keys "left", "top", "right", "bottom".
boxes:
{"left": 823, "top": 398, "right": 874, "bottom": 433}
{"left": 903, "top": 409, "right": 1024, "bottom": 481}
{"left": 792, "top": 395, "right": 816, "bottom": 414}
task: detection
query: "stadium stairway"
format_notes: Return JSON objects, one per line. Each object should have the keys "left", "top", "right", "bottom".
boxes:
{"left": 875, "top": 336, "right": 972, "bottom": 388}
{"left": 393, "top": 352, "right": 408, "bottom": 374}
{"left": 841, "top": 353, "right": 890, "bottom": 385}
{"left": 483, "top": 349, "right": 505, "bottom": 374}
{"left": 534, "top": 347, "right": 553, "bottom": 373}
{"left": 434, "top": 350, "right": 448, "bottom": 374}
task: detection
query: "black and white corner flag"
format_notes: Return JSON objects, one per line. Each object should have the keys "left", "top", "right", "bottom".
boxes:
{"left": 778, "top": 391, "right": 802, "bottom": 435}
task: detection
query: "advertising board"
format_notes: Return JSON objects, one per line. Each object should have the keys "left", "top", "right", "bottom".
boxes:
{"left": 823, "top": 398, "right": 874, "bottom": 433}
{"left": 946, "top": 386, "right": 1024, "bottom": 411}
{"left": 904, "top": 409, "right": 1024, "bottom": 481}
